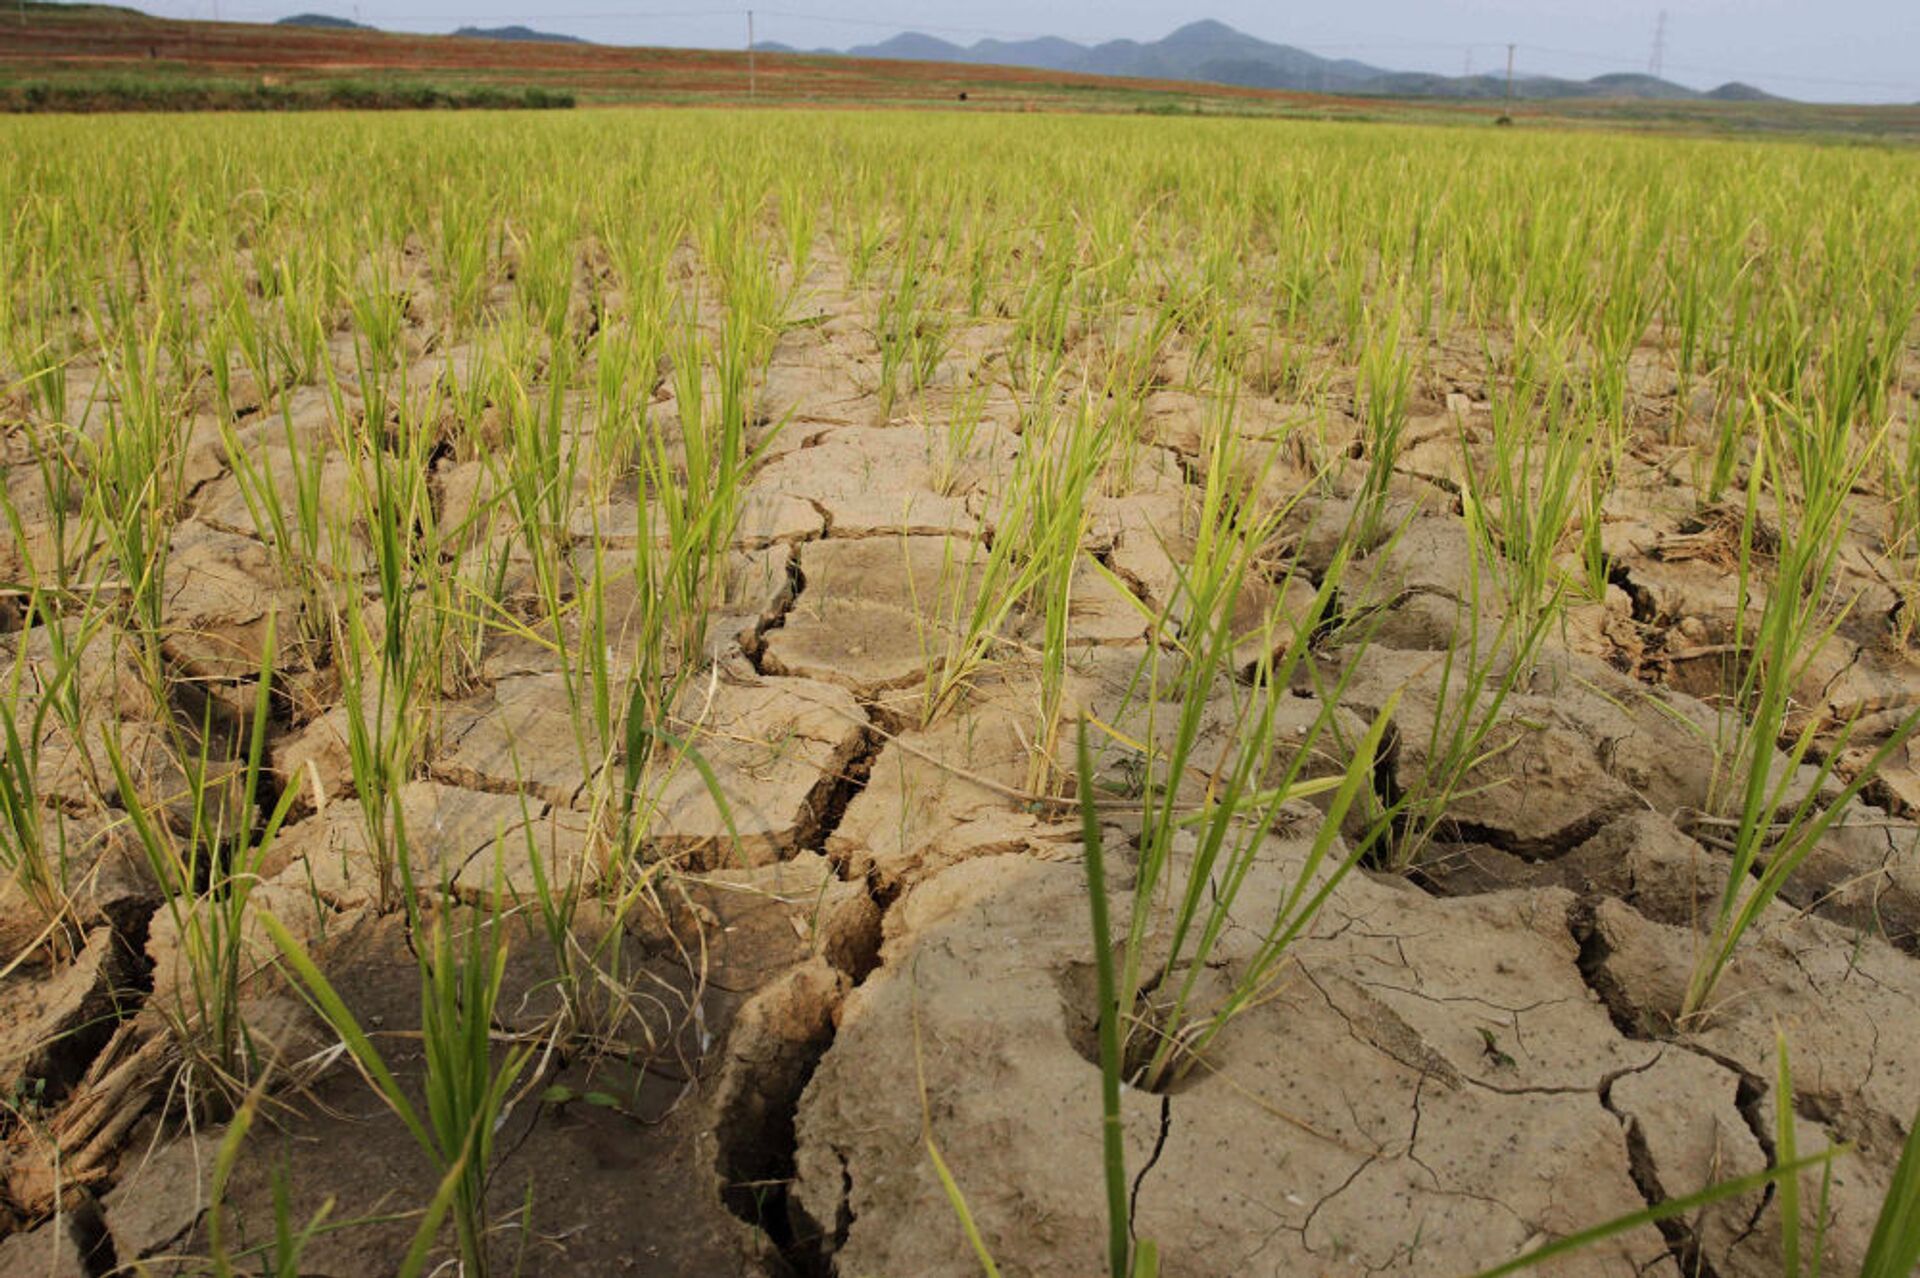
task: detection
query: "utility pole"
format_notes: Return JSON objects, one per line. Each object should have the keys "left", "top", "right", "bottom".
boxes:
{"left": 747, "top": 9, "right": 757, "bottom": 100}
{"left": 1648, "top": 9, "right": 1668, "bottom": 79}
{"left": 1504, "top": 43, "right": 1515, "bottom": 103}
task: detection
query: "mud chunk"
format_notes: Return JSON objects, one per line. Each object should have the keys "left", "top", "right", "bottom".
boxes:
{"left": 0, "top": 1214, "right": 94, "bottom": 1278}
{"left": 101, "top": 1131, "right": 222, "bottom": 1263}
{"left": 1578, "top": 896, "right": 1920, "bottom": 1160}
{"left": 761, "top": 536, "right": 983, "bottom": 698}
{"left": 0, "top": 927, "right": 139, "bottom": 1102}
{"left": 432, "top": 672, "right": 608, "bottom": 807}
{"left": 161, "top": 521, "right": 309, "bottom": 682}
{"left": 644, "top": 675, "right": 871, "bottom": 867}
{"left": 1773, "top": 801, "right": 1920, "bottom": 952}
{"left": 749, "top": 422, "right": 1015, "bottom": 538}
{"left": 265, "top": 779, "right": 549, "bottom": 909}
{"left": 793, "top": 852, "right": 1671, "bottom": 1276}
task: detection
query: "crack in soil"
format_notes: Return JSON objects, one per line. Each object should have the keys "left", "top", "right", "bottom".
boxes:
{"left": 1609, "top": 562, "right": 1659, "bottom": 627}
{"left": 62, "top": 1190, "right": 116, "bottom": 1278}
{"left": 1601, "top": 1054, "right": 1725, "bottom": 1278}
{"left": 712, "top": 894, "right": 894, "bottom": 1275}
{"left": 1128, "top": 1093, "right": 1172, "bottom": 1241}
{"left": 745, "top": 540, "right": 808, "bottom": 674}
{"left": 714, "top": 1014, "right": 838, "bottom": 1278}
{"left": 712, "top": 563, "right": 895, "bottom": 1268}
{"left": 1447, "top": 796, "right": 1639, "bottom": 864}
{"left": 1726, "top": 1066, "right": 1782, "bottom": 1248}
{"left": 801, "top": 702, "right": 883, "bottom": 866}
{"left": 1568, "top": 894, "right": 1659, "bottom": 1041}
{"left": 1575, "top": 905, "right": 1768, "bottom": 1277}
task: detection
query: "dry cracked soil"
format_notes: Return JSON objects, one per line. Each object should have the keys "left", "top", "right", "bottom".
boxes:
{"left": 3, "top": 245, "right": 1920, "bottom": 1278}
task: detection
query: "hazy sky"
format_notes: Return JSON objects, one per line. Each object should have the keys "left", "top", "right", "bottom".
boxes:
{"left": 134, "top": 0, "right": 1919, "bottom": 103}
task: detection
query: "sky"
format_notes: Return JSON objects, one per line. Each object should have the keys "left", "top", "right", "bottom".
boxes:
{"left": 124, "top": 0, "right": 1920, "bottom": 103}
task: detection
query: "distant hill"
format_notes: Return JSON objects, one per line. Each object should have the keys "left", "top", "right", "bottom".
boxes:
{"left": 851, "top": 32, "right": 967, "bottom": 63}
{"left": 838, "top": 18, "right": 1787, "bottom": 102}
{"left": 453, "top": 24, "right": 587, "bottom": 45}
{"left": 277, "top": 12, "right": 371, "bottom": 29}
{"left": 273, "top": 13, "right": 589, "bottom": 44}
{"left": 1705, "top": 81, "right": 1779, "bottom": 102}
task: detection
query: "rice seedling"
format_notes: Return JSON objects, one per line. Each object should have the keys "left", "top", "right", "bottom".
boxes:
{"left": 106, "top": 616, "right": 304, "bottom": 1110}
{"left": 917, "top": 369, "right": 1106, "bottom": 738}
{"left": 1462, "top": 319, "right": 1598, "bottom": 632}
{"left": 1095, "top": 303, "right": 1181, "bottom": 496}
{"left": 326, "top": 359, "right": 441, "bottom": 914}
{"left": 1079, "top": 421, "right": 1397, "bottom": 1090}
{"left": 0, "top": 609, "right": 85, "bottom": 958}
{"left": 2, "top": 311, "right": 75, "bottom": 431}
{"left": 82, "top": 300, "right": 189, "bottom": 675}
{"left": 646, "top": 303, "right": 780, "bottom": 683}
{"left": 875, "top": 221, "right": 950, "bottom": 415}
{"left": 929, "top": 382, "right": 989, "bottom": 500}
{"left": 215, "top": 399, "right": 335, "bottom": 666}
{"left": 0, "top": 412, "right": 89, "bottom": 596}
{"left": 1682, "top": 400, "right": 1920, "bottom": 1021}
{"left": 1355, "top": 300, "right": 1414, "bottom": 546}
{"left": 778, "top": 173, "right": 818, "bottom": 304}
{"left": 1360, "top": 525, "right": 1559, "bottom": 875}
{"left": 1018, "top": 393, "right": 1112, "bottom": 794}
{"left": 1075, "top": 721, "right": 1132, "bottom": 1278}
{"left": 263, "top": 863, "right": 535, "bottom": 1278}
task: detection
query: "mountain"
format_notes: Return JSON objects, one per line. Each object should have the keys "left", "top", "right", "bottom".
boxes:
{"left": 844, "top": 20, "right": 1393, "bottom": 89}
{"left": 453, "top": 24, "right": 587, "bottom": 44}
{"left": 850, "top": 32, "right": 968, "bottom": 62}
{"left": 966, "top": 36, "right": 1086, "bottom": 70}
{"left": 277, "top": 12, "right": 371, "bottom": 28}
{"left": 839, "top": 19, "right": 1782, "bottom": 102}
{"left": 1583, "top": 72, "right": 1700, "bottom": 98}
{"left": 1704, "top": 81, "right": 1780, "bottom": 102}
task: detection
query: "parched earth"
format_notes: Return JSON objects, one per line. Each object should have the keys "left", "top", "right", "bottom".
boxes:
{"left": 2, "top": 248, "right": 1919, "bottom": 1277}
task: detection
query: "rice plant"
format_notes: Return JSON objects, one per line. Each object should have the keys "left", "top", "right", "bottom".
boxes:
{"left": 1683, "top": 401, "right": 1920, "bottom": 1021}
{"left": 1355, "top": 300, "right": 1414, "bottom": 546}
{"left": 1463, "top": 319, "right": 1598, "bottom": 633}
{"left": 1084, "top": 424, "right": 1397, "bottom": 1089}
{"left": 263, "top": 870, "right": 535, "bottom": 1278}
{"left": 0, "top": 617, "right": 83, "bottom": 959}
{"left": 106, "top": 616, "right": 305, "bottom": 1110}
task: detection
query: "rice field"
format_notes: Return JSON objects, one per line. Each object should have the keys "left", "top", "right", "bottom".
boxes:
{"left": 2, "top": 109, "right": 1919, "bottom": 1277}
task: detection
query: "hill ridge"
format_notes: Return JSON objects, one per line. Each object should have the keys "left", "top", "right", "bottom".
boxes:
{"left": 837, "top": 19, "right": 1782, "bottom": 102}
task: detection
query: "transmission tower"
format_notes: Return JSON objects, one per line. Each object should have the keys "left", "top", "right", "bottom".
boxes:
{"left": 1649, "top": 10, "right": 1668, "bottom": 78}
